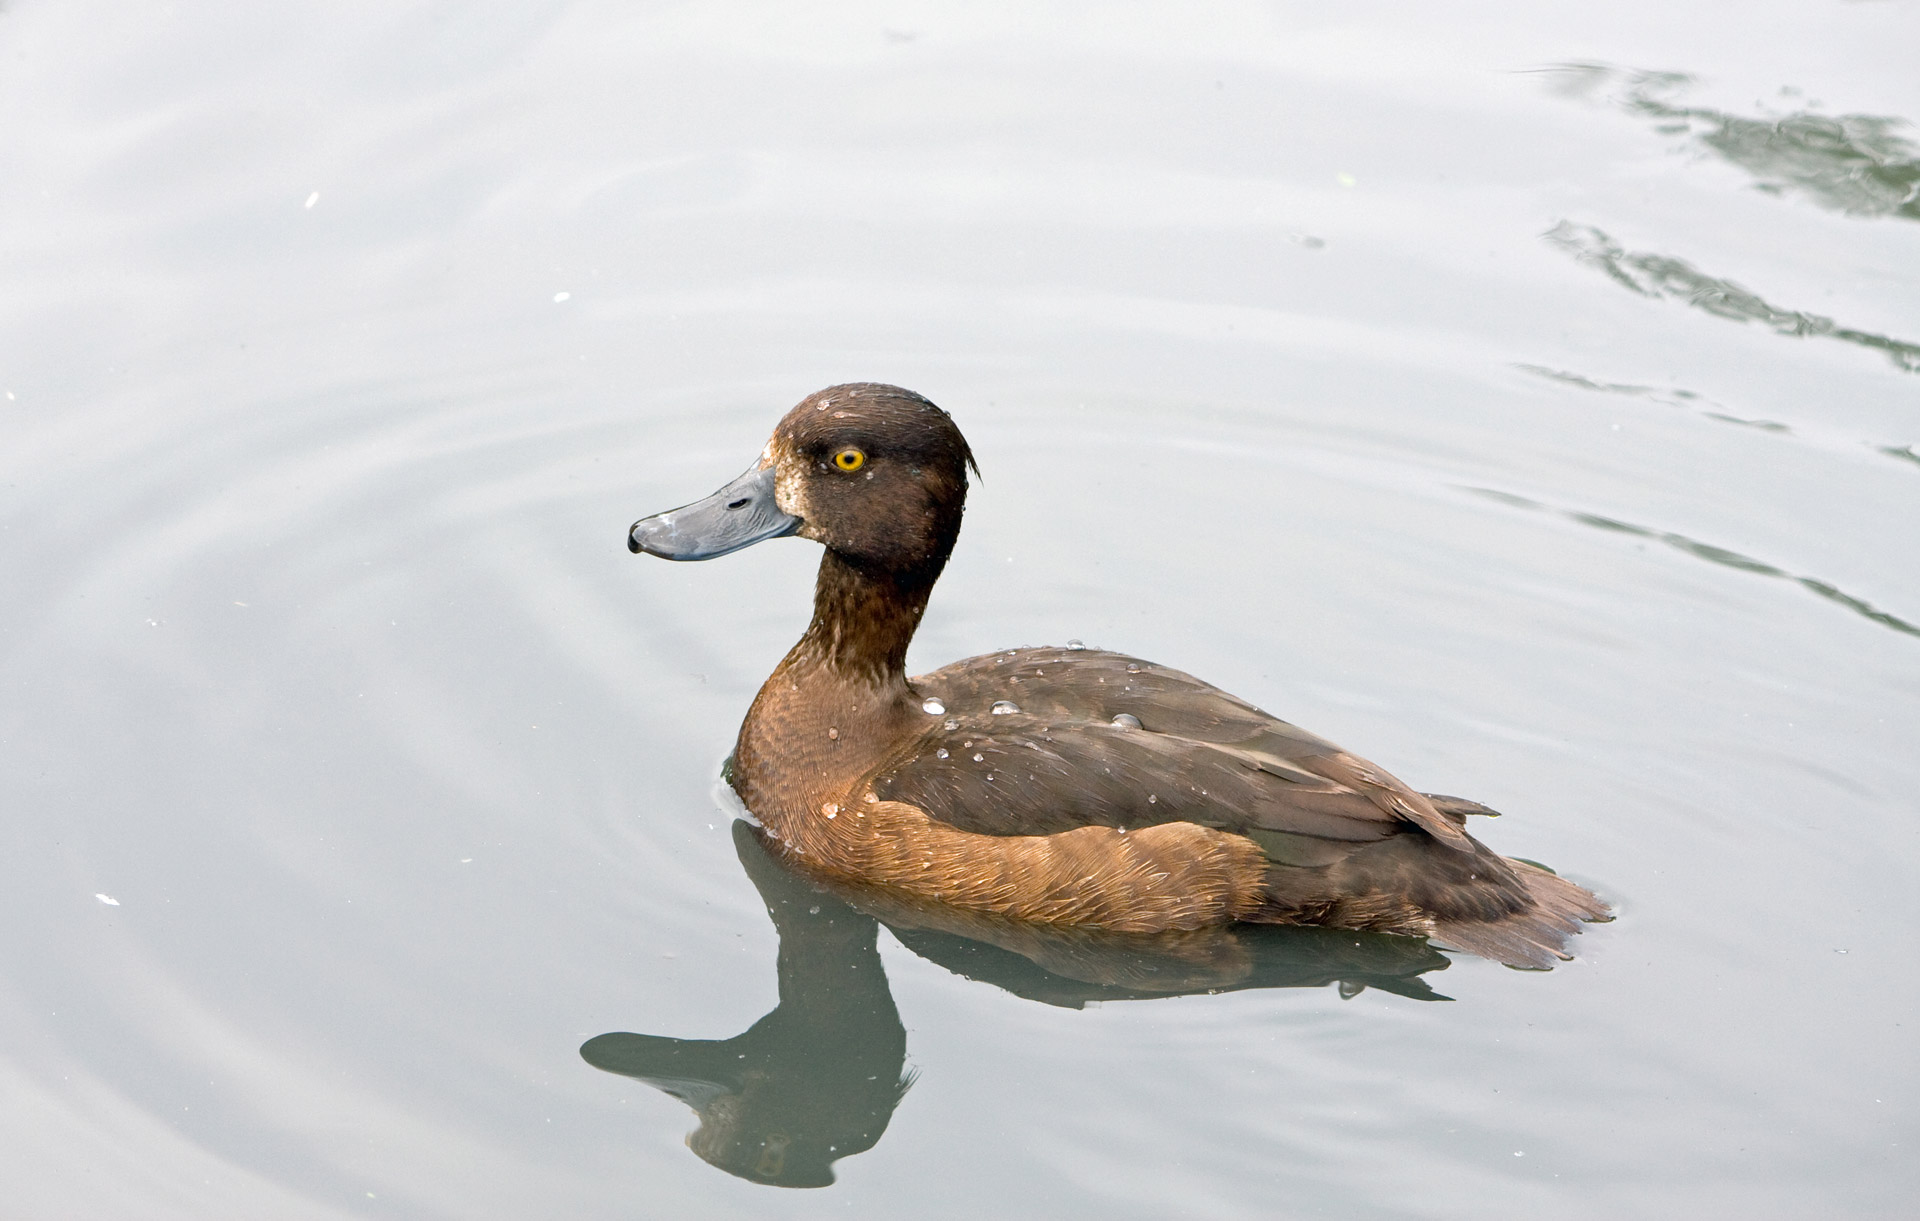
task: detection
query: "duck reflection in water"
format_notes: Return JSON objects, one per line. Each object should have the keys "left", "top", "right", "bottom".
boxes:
{"left": 581, "top": 820, "right": 1451, "bottom": 1188}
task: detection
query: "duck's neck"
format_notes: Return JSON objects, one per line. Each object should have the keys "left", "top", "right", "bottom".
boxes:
{"left": 789, "top": 549, "right": 934, "bottom": 688}
{"left": 733, "top": 550, "right": 938, "bottom": 823}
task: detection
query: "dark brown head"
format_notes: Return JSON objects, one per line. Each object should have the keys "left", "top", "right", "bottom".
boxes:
{"left": 629, "top": 383, "right": 976, "bottom": 583}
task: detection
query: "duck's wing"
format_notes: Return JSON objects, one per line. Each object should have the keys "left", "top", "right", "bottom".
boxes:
{"left": 877, "top": 647, "right": 1477, "bottom": 855}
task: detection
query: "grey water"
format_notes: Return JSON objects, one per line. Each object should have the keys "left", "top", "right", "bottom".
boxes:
{"left": 2, "top": 2, "right": 1916, "bottom": 1217}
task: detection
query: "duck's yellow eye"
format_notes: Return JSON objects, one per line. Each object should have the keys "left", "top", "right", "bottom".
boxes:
{"left": 833, "top": 448, "right": 865, "bottom": 472}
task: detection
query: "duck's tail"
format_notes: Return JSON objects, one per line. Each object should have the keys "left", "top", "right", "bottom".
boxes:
{"left": 1429, "top": 860, "right": 1611, "bottom": 970}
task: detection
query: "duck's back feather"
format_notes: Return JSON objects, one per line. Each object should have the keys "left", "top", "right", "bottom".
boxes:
{"left": 879, "top": 647, "right": 1474, "bottom": 850}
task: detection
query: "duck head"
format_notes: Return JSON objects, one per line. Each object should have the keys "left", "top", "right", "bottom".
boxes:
{"left": 629, "top": 383, "right": 976, "bottom": 582}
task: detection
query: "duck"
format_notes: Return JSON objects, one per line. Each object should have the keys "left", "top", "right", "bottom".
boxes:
{"left": 628, "top": 383, "right": 1610, "bottom": 968}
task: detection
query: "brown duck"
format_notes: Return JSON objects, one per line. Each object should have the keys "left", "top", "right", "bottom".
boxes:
{"left": 628, "top": 383, "right": 1609, "bottom": 968}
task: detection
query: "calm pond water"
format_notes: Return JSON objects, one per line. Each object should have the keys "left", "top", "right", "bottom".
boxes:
{"left": 3, "top": 2, "right": 1916, "bottom": 1216}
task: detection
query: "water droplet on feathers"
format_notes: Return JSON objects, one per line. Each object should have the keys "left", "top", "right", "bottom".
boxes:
{"left": 935, "top": 748, "right": 949, "bottom": 759}
{"left": 1125, "top": 663, "right": 1142, "bottom": 673}
{"left": 1111, "top": 713, "right": 1143, "bottom": 729}
{"left": 991, "top": 700, "right": 1020, "bottom": 715}
{"left": 1066, "top": 639, "right": 1085, "bottom": 650}
{"left": 972, "top": 754, "right": 984, "bottom": 762}
{"left": 922, "top": 698, "right": 945, "bottom": 714}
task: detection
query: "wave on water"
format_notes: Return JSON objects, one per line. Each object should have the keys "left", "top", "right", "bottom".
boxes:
{"left": 1544, "top": 221, "right": 1920, "bottom": 374}
{"left": 1540, "top": 62, "right": 1920, "bottom": 222}
{"left": 1464, "top": 486, "right": 1920, "bottom": 640}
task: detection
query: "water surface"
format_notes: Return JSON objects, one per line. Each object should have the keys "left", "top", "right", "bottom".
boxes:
{"left": 2, "top": 2, "right": 1916, "bottom": 1217}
